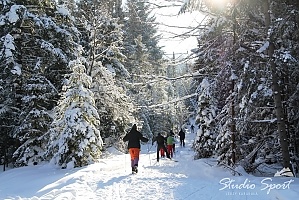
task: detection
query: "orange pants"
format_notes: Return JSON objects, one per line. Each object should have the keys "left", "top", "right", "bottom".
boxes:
{"left": 129, "top": 148, "right": 140, "bottom": 167}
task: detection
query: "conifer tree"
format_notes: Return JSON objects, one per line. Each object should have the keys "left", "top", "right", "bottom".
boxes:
{"left": 122, "top": 0, "right": 168, "bottom": 135}
{"left": 75, "top": 0, "right": 133, "bottom": 150}
{"left": 0, "top": 1, "right": 24, "bottom": 167}
{"left": 0, "top": 32, "right": 20, "bottom": 168}
{"left": 12, "top": 75, "right": 57, "bottom": 166}
{"left": 183, "top": 0, "right": 299, "bottom": 173}
{"left": 45, "top": 59, "right": 103, "bottom": 168}
{"left": 124, "top": 0, "right": 163, "bottom": 65}
{"left": 0, "top": 0, "right": 81, "bottom": 166}
{"left": 193, "top": 78, "right": 217, "bottom": 159}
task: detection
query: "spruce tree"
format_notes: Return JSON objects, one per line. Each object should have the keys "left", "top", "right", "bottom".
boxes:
{"left": 184, "top": 0, "right": 299, "bottom": 173}
{"left": 193, "top": 78, "right": 217, "bottom": 159}
{"left": 12, "top": 75, "right": 57, "bottom": 166}
{"left": 0, "top": 32, "right": 20, "bottom": 169}
{"left": 45, "top": 59, "right": 103, "bottom": 168}
{"left": 123, "top": 0, "right": 168, "bottom": 136}
{"left": 0, "top": 0, "right": 81, "bottom": 166}
{"left": 75, "top": 0, "right": 134, "bottom": 150}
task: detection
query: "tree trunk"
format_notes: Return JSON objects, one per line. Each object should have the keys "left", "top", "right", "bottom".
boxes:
{"left": 263, "top": 0, "right": 291, "bottom": 168}
{"left": 231, "top": 3, "right": 237, "bottom": 166}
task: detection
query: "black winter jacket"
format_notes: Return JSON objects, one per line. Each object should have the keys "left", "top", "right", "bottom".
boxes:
{"left": 179, "top": 129, "right": 185, "bottom": 139}
{"left": 123, "top": 124, "right": 149, "bottom": 149}
{"left": 152, "top": 134, "right": 167, "bottom": 147}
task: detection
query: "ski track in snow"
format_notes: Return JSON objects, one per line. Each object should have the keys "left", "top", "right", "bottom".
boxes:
{"left": 1, "top": 130, "right": 299, "bottom": 200}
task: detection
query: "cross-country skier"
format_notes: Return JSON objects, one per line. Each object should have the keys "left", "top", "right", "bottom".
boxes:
{"left": 167, "top": 132, "right": 175, "bottom": 158}
{"left": 123, "top": 124, "right": 149, "bottom": 174}
{"left": 179, "top": 128, "right": 185, "bottom": 147}
{"left": 152, "top": 133, "right": 170, "bottom": 162}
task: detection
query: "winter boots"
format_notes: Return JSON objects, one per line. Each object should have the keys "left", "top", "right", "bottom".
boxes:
{"left": 132, "top": 165, "right": 138, "bottom": 174}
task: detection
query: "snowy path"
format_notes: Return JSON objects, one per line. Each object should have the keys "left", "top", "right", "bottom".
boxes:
{"left": 0, "top": 130, "right": 299, "bottom": 200}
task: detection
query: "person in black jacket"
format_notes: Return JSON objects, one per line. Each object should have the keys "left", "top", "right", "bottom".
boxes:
{"left": 123, "top": 124, "right": 149, "bottom": 173}
{"left": 178, "top": 128, "right": 185, "bottom": 147}
{"left": 191, "top": 124, "right": 195, "bottom": 134}
{"left": 152, "top": 133, "right": 170, "bottom": 162}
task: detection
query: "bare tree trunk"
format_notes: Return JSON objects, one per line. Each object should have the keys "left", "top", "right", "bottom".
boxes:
{"left": 263, "top": 0, "right": 291, "bottom": 168}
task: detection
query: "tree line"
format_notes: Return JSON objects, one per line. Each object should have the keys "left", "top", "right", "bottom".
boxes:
{"left": 1, "top": 0, "right": 298, "bottom": 176}
{"left": 185, "top": 0, "right": 299, "bottom": 175}
{"left": 0, "top": 0, "right": 190, "bottom": 170}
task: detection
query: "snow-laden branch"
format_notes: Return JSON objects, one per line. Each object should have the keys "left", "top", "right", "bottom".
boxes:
{"left": 145, "top": 2, "right": 182, "bottom": 9}
{"left": 129, "top": 71, "right": 208, "bottom": 86}
{"left": 151, "top": 21, "right": 208, "bottom": 30}
{"left": 250, "top": 118, "right": 277, "bottom": 123}
{"left": 138, "top": 93, "right": 198, "bottom": 109}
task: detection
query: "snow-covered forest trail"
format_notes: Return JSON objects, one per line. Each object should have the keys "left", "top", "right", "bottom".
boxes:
{"left": 1, "top": 128, "right": 299, "bottom": 200}
{"left": 63, "top": 129, "right": 227, "bottom": 200}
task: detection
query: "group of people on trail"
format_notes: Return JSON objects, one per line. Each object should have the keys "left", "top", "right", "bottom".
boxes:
{"left": 123, "top": 124, "right": 187, "bottom": 174}
{"left": 152, "top": 129, "right": 185, "bottom": 162}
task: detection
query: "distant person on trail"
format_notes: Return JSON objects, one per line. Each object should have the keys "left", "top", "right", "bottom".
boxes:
{"left": 179, "top": 128, "right": 185, "bottom": 147}
{"left": 123, "top": 124, "right": 149, "bottom": 174}
{"left": 152, "top": 133, "right": 170, "bottom": 162}
{"left": 170, "top": 130, "right": 176, "bottom": 154}
{"left": 167, "top": 132, "right": 175, "bottom": 158}
{"left": 191, "top": 124, "right": 194, "bottom": 134}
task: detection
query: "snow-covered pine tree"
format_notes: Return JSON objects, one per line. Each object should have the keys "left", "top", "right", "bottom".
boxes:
{"left": 0, "top": 32, "right": 20, "bottom": 169}
{"left": 76, "top": 0, "right": 128, "bottom": 77}
{"left": 124, "top": 0, "right": 163, "bottom": 65}
{"left": 189, "top": 9, "right": 234, "bottom": 165}
{"left": 45, "top": 59, "right": 103, "bottom": 168}
{"left": 269, "top": 1, "right": 299, "bottom": 169}
{"left": 193, "top": 78, "right": 217, "bottom": 159}
{"left": 141, "top": 79, "right": 173, "bottom": 135}
{"left": 214, "top": 70, "right": 239, "bottom": 167}
{"left": 122, "top": 0, "right": 168, "bottom": 136}
{"left": 74, "top": 0, "right": 133, "bottom": 151}
{"left": 90, "top": 60, "right": 134, "bottom": 150}
{"left": 0, "top": 0, "right": 82, "bottom": 167}
{"left": 12, "top": 75, "right": 57, "bottom": 166}
{"left": 0, "top": 1, "right": 24, "bottom": 168}
{"left": 185, "top": 0, "right": 299, "bottom": 174}
{"left": 228, "top": 0, "right": 279, "bottom": 171}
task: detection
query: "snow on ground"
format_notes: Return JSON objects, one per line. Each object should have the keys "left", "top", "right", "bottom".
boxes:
{"left": 0, "top": 128, "right": 298, "bottom": 200}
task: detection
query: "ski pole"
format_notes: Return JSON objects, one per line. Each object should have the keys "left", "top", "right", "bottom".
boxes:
{"left": 124, "top": 152, "right": 126, "bottom": 173}
{"left": 147, "top": 142, "right": 152, "bottom": 166}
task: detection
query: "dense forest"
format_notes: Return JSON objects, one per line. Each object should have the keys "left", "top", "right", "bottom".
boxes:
{"left": 0, "top": 0, "right": 298, "bottom": 176}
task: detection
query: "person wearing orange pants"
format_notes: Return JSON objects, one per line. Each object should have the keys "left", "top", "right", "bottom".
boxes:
{"left": 123, "top": 124, "right": 149, "bottom": 173}
{"left": 129, "top": 148, "right": 140, "bottom": 169}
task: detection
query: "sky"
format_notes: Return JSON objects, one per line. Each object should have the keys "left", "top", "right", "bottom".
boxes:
{"left": 152, "top": 1, "right": 204, "bottom": 57}
{"left": 1, "top": 123, "right": 298, "bottom": 200}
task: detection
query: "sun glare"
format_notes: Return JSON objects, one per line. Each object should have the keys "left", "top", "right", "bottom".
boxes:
{"left": 206, "top": 0, "right": 230, "bottom": 10}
